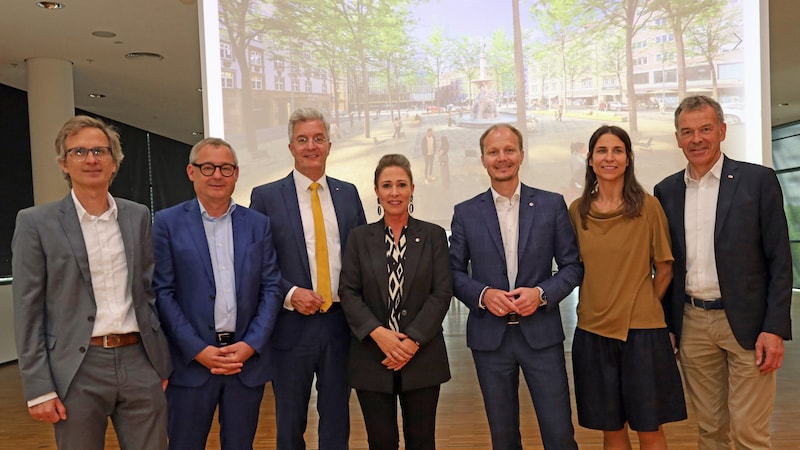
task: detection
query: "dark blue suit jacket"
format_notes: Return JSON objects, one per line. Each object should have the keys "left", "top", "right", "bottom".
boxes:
{"left": 654, "top": 155, "right": 792, "bottom": 349}
{"left": 249, "top": 172, "right": 366, "bottom": 349}
{"left": 449, "top": 184, "right": 584, "bottom": 352}
{"left": 152, "top": 199, "right": 283, "bottom": 387}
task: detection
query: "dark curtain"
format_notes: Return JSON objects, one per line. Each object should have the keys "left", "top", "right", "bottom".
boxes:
{"left": 149, "top": 133, "right": 194, "bottom": 212}
{"left": 0, "top": 84, "right": 33, "bottom": 277}
{"left": 0, "top": 92, "right": 193, "bottom": 278}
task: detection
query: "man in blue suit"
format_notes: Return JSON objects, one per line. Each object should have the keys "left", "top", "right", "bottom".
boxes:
{"left": 654, "top": 96, "right": 792, "bottom": 449}
{"left": 250, "top": 108, "right": 366, "bottom": 450}
{"left": 449, "top": 124, "right": 583, "bottom": 450}
{"left": 153, "top": 137, "right": 283, "bottom": 450}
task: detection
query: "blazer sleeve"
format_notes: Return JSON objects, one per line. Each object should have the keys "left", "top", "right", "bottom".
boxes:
{"left": 339, "top": 226, "right": 384, "bottom": 340}
{"left": 240, "top": 217, "right": 284, "bottom": 355}
{"left": 757, "top": 170, "right": 793, "bottom": 339}
{"left": 449, "top": 205, "right": 489, "bottom": 309}
{"left": 11, "top": 209, "right": 56, "bottom": 400}
{"left": 152, "top": 212, "right": 209, "bottom": 364}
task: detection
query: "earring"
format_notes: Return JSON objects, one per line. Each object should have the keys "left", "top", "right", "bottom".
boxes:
{"left": 377, "top": 198, "right": 383, "bottom": 216}
{"left": 408, "top": 195, "right": 414, "bottom": 215}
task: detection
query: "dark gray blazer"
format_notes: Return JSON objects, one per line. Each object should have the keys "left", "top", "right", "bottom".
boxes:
{"left": 339, "top": 217, "right": 452, "bottom": 393}
{"left": 12, "top": 195, "right": 172, "bottom": 402}
{"left": 654, "top": 155, "right": 793, "bottom": 349}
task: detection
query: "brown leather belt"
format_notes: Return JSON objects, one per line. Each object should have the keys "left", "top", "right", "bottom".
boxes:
{"left": 89, "top": 332, "right": 140, "bottom": 348}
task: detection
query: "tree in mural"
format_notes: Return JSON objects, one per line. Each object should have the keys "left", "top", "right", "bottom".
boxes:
{"left": 423, "top": 27, "right": 450, "bottom": 106}
{"left": 652, "top": 0, "right": 725, "bottom": 101}
{"left": 684, "top": 1, "right": 741, "bottom": 100}
{"left": 219, "top": 0, "right": 277, "bottom": 154}
{"left": 584, "top": 0, "right": 656, "bottom": 133}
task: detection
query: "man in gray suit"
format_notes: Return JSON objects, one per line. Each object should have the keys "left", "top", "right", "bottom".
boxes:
{"left": 12, "top": 115, "right": 173, "bottom": 449}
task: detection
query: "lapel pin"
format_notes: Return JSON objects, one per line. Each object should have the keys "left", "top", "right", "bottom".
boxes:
{"left": 415, "top": 237, "right": 420, "bottom": 243}
{"left": 528, "top": 202, "right": 534, "bottom": 207}
{"left": 335, "top": 187, "right": 340, "bottom": 191}
{"left": 727, "top": 175, "right": 733, "bottom": 179}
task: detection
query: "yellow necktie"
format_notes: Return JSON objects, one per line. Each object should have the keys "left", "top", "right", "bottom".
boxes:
{"left": 310, "top": 182, "right": 332, "bottom": 312}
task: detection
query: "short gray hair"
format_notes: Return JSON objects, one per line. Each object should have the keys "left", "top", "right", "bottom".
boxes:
{"left": 288, "top": 107, "right": 330, "bottom": 141}
{"left": 674, "top": 95, "right": 725, "bottom": 130}
{"left": 188, "top": 137, "right": 238, "bottom": 165}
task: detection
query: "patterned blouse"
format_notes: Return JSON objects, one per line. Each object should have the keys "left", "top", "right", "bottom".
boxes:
{"left": 385, "top": 226, "right": 408, "bottom": 332}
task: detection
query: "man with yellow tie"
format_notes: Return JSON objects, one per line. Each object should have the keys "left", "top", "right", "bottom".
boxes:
{"left": 250, "top": 107, "right": 366, "bottom": 450}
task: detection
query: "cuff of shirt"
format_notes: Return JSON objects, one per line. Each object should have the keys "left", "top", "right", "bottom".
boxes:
{"left": 478, "top": 286, "right": 490, "bottom": 309}
{"left": 283, "top": 286, "right": 297, "bottom": 310}
{"left": 27, "top": 392, "right": 58, "bottom": 408}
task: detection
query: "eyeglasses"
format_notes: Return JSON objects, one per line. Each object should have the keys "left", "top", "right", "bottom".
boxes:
{"left": 192, "top": 162, "right": 237, "bottom": 177}
{"left": 66, "top": 146, "right": 112, "bottom": 161}
{"left": 293, "top": 135, "right": 328, "bottom": 146}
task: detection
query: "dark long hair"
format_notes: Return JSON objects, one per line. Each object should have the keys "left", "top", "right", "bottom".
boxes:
{"left": 576, "top": 125, "right": 645, "bottom": 229}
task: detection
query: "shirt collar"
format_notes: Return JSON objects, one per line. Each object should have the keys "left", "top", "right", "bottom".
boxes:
{"left": 684, "top": 153, "right": 724, "bottom": 184}
{"left": 293, "top": 169, "right": 329, "bottom": 192}
{"left": 490, "top": 182, "right": 521, "bottom": 205}
{"left": 71, "top": 190, "right": 118, "bottom": 221}
{"left": 198, "top": 198, "right": 236, "bottom": 221}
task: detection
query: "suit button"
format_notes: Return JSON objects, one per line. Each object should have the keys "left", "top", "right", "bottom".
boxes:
{"left": 209, "top": 295, "right": 215, "bottom": 301}
{"left": 88, "top": 316, "right": 95, "bottom": 322}
{"left": 79, "top": 347, "right": 86, "bottom": 353}
{"left": 401, "top": 310, "right": 407, "bottom": 316}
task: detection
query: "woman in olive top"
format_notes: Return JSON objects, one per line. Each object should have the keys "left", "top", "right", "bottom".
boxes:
{"left": 568, "top": 125, "right": 686, "bottom": 449}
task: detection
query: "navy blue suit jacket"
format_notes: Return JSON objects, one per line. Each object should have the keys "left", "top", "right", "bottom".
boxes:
{"left": 654, "top": 156, "right": 792, "bottom": 349}
{"left": 152, "top": 199, "right": 283, "bottom": 387}
{"left": 449, "top": 184, "right": 584, "bottom": 352}
{"left": 249, "top": 172, "right": 366, "bottom": 349}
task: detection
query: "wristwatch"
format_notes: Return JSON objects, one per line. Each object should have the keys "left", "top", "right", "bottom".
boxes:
{"left": 535, "top": 286, "right": 548, "bottom": 306}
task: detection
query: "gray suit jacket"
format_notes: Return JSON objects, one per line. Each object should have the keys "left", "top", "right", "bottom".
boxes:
{"left": 12, "top": 194, "right": 172, "bottom": 402}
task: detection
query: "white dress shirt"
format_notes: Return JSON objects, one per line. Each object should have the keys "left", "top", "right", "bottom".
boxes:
{"left": 683, "top": 155, "right": 724, "bottom": 299}
{"left": 285, "top": 169, "right": 343, "bottom": 309}
{"left": 491, "top": 183, "right": 521, "bottom": 290}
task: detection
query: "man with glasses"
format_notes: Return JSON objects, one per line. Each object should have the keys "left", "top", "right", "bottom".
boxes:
{"left": 12, "top": 115, "right": 173, "bottom": 449}
{"left": 153, "top": 137, "right": 283, "bottom": 449}
{"left": 250, "top": 108, "right": 366, "bottom": 450}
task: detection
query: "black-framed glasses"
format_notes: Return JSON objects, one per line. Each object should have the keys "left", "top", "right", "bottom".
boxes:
{"left": 66, "top": 146, "right": 112, "bottom": 161}
{"left": 293, "top": 135, "right": 328, "bottom": 146}
{"left": 192, "top": 162, "right": 237, "bottom": 177}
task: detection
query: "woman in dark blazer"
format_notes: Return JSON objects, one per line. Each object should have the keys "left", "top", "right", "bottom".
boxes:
{"left": 339, "top": 153, "right": 452, "bottom": 450}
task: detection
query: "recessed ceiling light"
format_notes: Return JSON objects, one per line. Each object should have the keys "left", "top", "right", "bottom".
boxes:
{"left": 192, "top": 131, "right": 204, "bottom": 136}
{"left": 36, "top": 2, "right": 64, "bottom": 9}
{"left": 92, "top": 31, "right": 116, "bottom": 38}
{"left": 778, "top": 103, "right": 790, "bottom": 107}
{"left": 124, "top": 52, "right": 164, "bottom": 61}
{"left": 88, "top": 93, "right": 106, "bottom": 99}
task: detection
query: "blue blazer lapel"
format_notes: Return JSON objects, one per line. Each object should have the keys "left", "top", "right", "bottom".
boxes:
{"left": 184, "top": 200, "right": 215, "bottom": 285}
{"left": 328, "top": 176, "right": 353, "bottom": 256}
{"left": 57, "top": 196, "right": 94, "bottom": 298}
{"left": 477, "top": 190, "right": 505, "bottom": 262}
{"left": 231, "top": 206, "right": 246, "bottom": 295}
{"left": 517, "top": 185, "right": 536, "bottom": 262}
{"left": 715, "top": 156, "right": 739, "bottom": 242}
{"left": 281, "top": 173, "right": 312, "bottom": 278}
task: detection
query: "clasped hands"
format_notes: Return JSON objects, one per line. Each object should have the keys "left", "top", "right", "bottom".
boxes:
{"left": 483, "top": 287, "right": 544, "bottom": 317}
{"left": 195, "top": 341, "right": 255, "bottom": 375}
{"left": 370, "top": 326, "right": 419, "bottom": 371}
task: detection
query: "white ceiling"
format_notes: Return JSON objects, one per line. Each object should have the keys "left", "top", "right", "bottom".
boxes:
{"left": 0, "top": 0, "right": 797, "bottom": 146}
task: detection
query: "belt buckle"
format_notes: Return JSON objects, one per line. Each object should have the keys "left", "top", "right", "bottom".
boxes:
{"left": 216, "top": 332, "right": 234, "bottom": 346}
{"left": 103, "top": 334, "right": 121, "bottom": 348}
{"left": 507, "top": 313, "right": 520, "bottom": 325}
